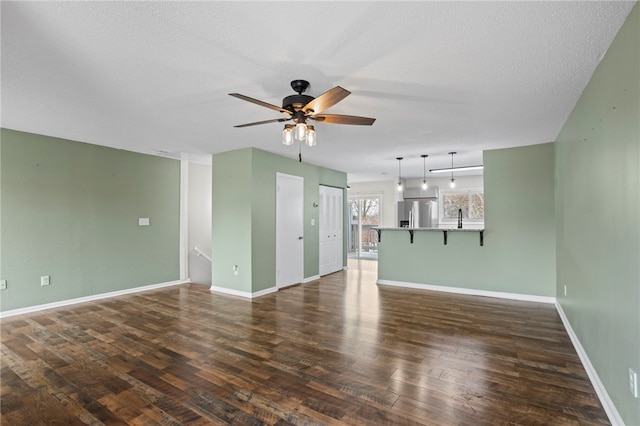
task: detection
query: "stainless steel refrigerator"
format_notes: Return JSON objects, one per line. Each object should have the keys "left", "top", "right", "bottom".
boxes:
{"left": 398, "top": 200, "right": 438, "bottom": 228}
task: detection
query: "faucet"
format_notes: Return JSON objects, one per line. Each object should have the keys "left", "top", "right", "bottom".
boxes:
{"left": 457, "top": 208, "right": 463, "bottom": 229}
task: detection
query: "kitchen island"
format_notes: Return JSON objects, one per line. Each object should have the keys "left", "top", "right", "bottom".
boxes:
{"left": 373, "top": 226, "right": 555, "bottom": 303}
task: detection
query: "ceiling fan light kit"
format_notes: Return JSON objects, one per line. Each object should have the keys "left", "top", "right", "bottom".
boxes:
{"left": 281, "top": 124, "right": 294, "bottom": 145}
{"left": 230, "top": 79, "right": 375, "bottom": 158}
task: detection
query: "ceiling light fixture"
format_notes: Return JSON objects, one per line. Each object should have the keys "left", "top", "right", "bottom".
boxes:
{"left": 306, "top": 125, "right": 316, "bottom": 147}
{"left": 282, "top": 124, "right": 294, "bottom": 145}
{"left": 283, "top": 113, "right": 317, "bottom": 147}
{"left": 449, "top": 152, "right": 456, "bottom": 188}
{"left": 429, "top": 165, "right": 484, "bottom": 173}
{"left": 421, "top": 154, "right": 429, "bottom": 190}
{"left": 397, "top": 157, "right": 403, "bottom": 192}
{"left": 295, "top": 121, "right": 307, "bottom": 141}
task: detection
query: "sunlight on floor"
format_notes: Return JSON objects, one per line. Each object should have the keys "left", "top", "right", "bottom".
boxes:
{"left": 347, "top": 258, "right": 378, "bottom": 273}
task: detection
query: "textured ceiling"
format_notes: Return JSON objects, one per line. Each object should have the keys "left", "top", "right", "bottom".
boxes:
{"left": 1, "top": 1, "right": 634, "bottom": 182}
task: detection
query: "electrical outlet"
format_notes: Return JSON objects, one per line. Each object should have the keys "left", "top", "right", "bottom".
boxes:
{"left": 41, "top": 275, "right": 50, "bottom": 286}
{"left": 564, "top": 285, "right": 567, "bottom": 296}
{"left": 629, "top": 368, "right": 638, "bottom": 398}
{"left": 0, "top": 280, "right": 6, "bottom": 290}
{"left": 233, "top": 265, "right": 238, "bottom": 276}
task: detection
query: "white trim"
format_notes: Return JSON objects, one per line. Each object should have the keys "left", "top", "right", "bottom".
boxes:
{"left": 343, "top": 266, "right": 348, "bottom": 270}
{"left": 179, "top": 160, "right": 189, "bottom": 280}
{"left": 209, "top": 285, "right": 277, "bottom": 299}
{"left": 302, "top": 275, "right": 320, "bottom": 283}
{"left": 377, "top": 279, "right": 556, "bottom": 304}
{"left": 0, "top": 279, "right": 189, "bottom": 319}
{"left": 555, "top": 302, "right": 623, "bottom": 426}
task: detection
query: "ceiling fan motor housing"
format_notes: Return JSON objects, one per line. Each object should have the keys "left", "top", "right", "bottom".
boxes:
{"left": 282, "top": 94, "right": 314, "bottom": 113}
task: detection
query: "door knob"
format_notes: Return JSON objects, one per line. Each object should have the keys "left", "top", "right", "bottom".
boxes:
{"left": 298, "top": 236, "right": 304, "bottom": 240}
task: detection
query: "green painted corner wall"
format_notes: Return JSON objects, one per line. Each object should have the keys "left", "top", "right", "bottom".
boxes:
{"left": 483, "top": 142, "right": 556, "bottom": 296}
{"left": 211, "top": 149, "right": 254, "bottom": 292}
{"left": 378, "top": 142, "right": 555, "bottom": 297}
{"left": 0, "top": 129, "right": 180, "bottom": 312}
{"left": 555, "top": 3, "right": 640, "bottom": 424}
{"left": 211, "top": 148, "right": 347, "bottom": 294}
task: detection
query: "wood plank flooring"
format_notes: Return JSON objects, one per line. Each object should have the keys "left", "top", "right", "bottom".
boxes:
{"left": 1, "top": 259, "right": 609, "bottom": 425}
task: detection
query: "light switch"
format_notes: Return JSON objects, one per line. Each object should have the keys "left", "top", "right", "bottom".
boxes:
{"left": 139, "top": 218, "right": 150, "bottom": 226}
{"left": 311, "top": 219, "right": 315, "bottom": 226}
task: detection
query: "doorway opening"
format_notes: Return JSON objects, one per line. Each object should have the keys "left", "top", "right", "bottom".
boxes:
{"left": 347, "top": 196, "right": 380, "bottom": 260}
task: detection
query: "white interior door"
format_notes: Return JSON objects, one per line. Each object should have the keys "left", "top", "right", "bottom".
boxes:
{"left": 276, "top": 173, "right": 304, "bottom": 288}
{"left": 319, "top": 185, "right": 343, "bottom": 276}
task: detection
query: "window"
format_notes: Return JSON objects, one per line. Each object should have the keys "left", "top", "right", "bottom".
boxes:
{"left": 440, "top": 190, "right": 484, "bottom": 223}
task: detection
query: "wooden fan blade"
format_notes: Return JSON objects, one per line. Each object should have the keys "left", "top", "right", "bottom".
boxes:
{"left": 302, "top": 86, "right": 350, "bottom": 114}
{"left": 310, "top": 114, "right": 376, "bottom": 125}
{"left": 229, "top": 93, "right": 291, "bottom": 114}
{"left": 234, "top": 118, "right": 291, "bottom": 128}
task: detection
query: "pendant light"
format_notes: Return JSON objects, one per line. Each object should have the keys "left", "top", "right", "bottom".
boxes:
{"left": 397, "top": 157, "right": 403, "bottom": 191}
{"left": 449, "top": 152, "right": 456, "bottom": 188}
{"left": 421, "top": 154, "right": 429, "bottom": 190}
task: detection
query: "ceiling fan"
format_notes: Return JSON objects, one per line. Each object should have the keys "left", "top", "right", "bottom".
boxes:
{"left": 229, "top": 80, "right": 376, "bottom": 151}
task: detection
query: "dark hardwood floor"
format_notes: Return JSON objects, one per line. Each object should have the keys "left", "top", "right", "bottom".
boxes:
{"left": 1, "top": 259, "right": 609, "bottom": 425}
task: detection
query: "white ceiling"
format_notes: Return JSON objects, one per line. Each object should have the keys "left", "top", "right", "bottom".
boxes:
{"left": 1, "top": 1, "right": 634, "bottom": 182}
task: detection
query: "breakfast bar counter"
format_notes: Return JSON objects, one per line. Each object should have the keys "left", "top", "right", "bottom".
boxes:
{"left": 373, "top": 227, "right": 485, "bottom": 246}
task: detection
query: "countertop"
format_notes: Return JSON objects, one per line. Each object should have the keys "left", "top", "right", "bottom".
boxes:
{"left": 373, "top": 227, "right": 484, "bottom": 232}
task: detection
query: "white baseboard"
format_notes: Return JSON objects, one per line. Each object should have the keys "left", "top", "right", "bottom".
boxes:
{"left": 377, "top": 279, "right": 556, "bottom": 304}
{"left": 0, "top": 279, "right": 190, "bottom": 319}
{"left": 209, "top": 285, "right": 277, "bottom": 299}
{"left": 302, "top": 275, "right": 320, "bottom": 283}
{"left": 555, "top": 302, "right": 623, "bottom": 425}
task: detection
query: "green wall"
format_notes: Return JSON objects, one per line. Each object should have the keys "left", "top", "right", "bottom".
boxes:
{"left": 378, "top": 142, "right": 556, "bottom": 297}
{"left": 211, "top": 149, "right": 254, "bottom": 292}
{"left": 555, "top": 3, "right": 639, "bottom": 424}
{"left": 0, "top": 129, "right": 180, "bottom": 312}
{"left": 211, "top": 148, "right": 347, "bottom": 294}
